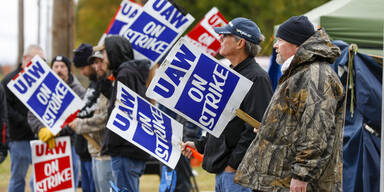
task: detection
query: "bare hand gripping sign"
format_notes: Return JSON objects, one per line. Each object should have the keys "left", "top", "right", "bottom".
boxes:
{"left": 106, "top": 82, "right": 183, "bottom": 169}
{"left": 146, "top": 38, "right": 253, "bottom": 138}
{"left": 7, "top": 56, "right": 85, "bottom": 135}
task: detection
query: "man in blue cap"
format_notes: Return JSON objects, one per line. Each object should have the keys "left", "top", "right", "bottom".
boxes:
{"left": 181, "top": 17, "right": 273, "bottom": 192}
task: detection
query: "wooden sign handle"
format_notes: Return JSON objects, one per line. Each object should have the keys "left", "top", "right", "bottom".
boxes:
{"left": 82, "top": 134, "right": 101, "bottom": 152}
{"left": 235, "top": 109, "right": 261, "bottom": 132}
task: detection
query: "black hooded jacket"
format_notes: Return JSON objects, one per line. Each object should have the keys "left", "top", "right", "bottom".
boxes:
{"left": 101, "top": 36, "right": 150, "bottom": 160}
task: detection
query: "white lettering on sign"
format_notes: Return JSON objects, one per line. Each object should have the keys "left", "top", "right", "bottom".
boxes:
{"left": 186, "top": 64, "right": 229, "bottom": 129}
{"left": 36, "top": 167, "right": 72, "bottom": 191}
{"left": 197, "top": 33, "right": 215, "bottom": 46}
{"left": 152, "top": 0, "right": 190, "bottom": 29}
{"left": 41, "top": 82, "right": 68, "bottom": 127}
{"left": 13, "top": 61, "right": 46, "bottom": 94}
{"left": 120, "top": 2, "right": 139, "bottom": 19}
{"left": 44, "top": 159, "right": 59, "bottom": 176}
{"left": 153, "top": 44, "right": 196, "bottom": 98}
{"left": 123, "top": 27, "right": 169, "bottom": 54}
{"left": 138, "top": 106, "right": 170, "bottom": 160}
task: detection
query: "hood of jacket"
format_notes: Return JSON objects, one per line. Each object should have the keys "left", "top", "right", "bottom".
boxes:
{"left": 280, "top": 29, "right": 341, "bottom": 83}
{"left": 104, "top": 36, "right": 134, "bottom": 71}
{"left": 117, "top": 59, "right": 151, "bottom": 83}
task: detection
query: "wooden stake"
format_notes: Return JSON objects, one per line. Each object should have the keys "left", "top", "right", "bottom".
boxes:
{"left": 235, "top": 109, "right": 261, "bottom": 132}
{"left": 82, "top": 134, "right": 101, "bottom": 152}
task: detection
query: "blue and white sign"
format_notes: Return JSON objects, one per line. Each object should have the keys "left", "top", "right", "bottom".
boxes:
{"left": 7, "top": 56, "right": 85, "bottom": 135}
{"left": 146, "top": 37, "right": 253, "bottom": 138}
{"left": 107, "top": 0, "right": 142, "bottom": 35}
{"left": 119, "top": 0, "right": 194, "bottom": 67}
{"left": 98, "top": 0, "right": 143, "bottom": 45}
{"left": 106, "top": 82, "right": 183, "bottom": 169}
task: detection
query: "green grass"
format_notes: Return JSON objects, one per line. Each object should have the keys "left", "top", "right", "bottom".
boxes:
{"left": 0, "top": 156, "right": 215, "bottom": 192}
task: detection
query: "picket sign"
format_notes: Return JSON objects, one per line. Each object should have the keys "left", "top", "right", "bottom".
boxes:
{"left": 31, "top": 136, "right": 75, "bottom": 192}
{"left": 98, "top": 0, "right": 143, "bottom": 45}
{"left": 185, "top": 7, "right": 228, "bottom": 56}
{"left": 117, "top": 0, "right": 195, "bottom": 67}
{"left": 7, "top": 56, "right": 85, "bottom": 135}
{"left": 106, "top": 81, "right": 183, "bottom": 169}
{"left": 146, "top": 37, "right": 259, "bottom": 138}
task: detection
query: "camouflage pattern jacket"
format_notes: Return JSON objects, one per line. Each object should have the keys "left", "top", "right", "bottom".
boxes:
{"left": 234, "top": 29, "right": 345, "bottom": 192}
{"left": 74, "top": 94, "right": 109, "bottom": 157}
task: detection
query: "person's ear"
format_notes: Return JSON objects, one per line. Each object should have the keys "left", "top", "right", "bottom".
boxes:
{"left": 237, "top": 38, "right": 246, "bottom": 49}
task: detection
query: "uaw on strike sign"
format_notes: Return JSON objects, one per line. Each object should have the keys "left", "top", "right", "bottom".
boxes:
{"left": 99, "top": 0, "right": 142, "bottom": 44}
{"left": 119, "top": 0, "right": 194, "bottom": 66}
{"left": 7, "top": 56, "right": 85, "bottom": 135}
{"left": 106, "top": 82, "right": 183, "bottom": 169}
{"left": 31, "top": 136, "right": 75, "bottom": 192}
{"left": 185, "top": 7, "right": 228, "bottom": 56}
{"left": 146, "top": 38, "right": 253, "bottom": 138}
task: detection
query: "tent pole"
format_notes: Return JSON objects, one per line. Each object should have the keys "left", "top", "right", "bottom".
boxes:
{"left": 380, "top": 25, "right": 384, "bottom": 192}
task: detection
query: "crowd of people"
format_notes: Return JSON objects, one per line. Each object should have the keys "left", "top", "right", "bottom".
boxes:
{"left": 0, "top": 14, "right": 344, "bottom": 192}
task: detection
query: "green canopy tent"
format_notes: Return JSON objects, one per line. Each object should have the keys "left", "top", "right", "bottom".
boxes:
{"left": 320, "top": 0, "right": 384, "bottom": 56}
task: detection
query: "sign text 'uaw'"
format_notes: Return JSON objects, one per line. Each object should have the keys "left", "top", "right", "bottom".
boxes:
{"left": 7, "top": 56, "right": 85, "bottom": 135}
{"left": 31, "top": 136, "right": 75, "bottom": 192}
{"left": 106, "top": 82, "right": 183, "bottom": 169}
{"left": 146, "top": 37, "right": 253, "bottom": 138}
{"left": 98, "top": 0, "right": 143, "bottom": 45}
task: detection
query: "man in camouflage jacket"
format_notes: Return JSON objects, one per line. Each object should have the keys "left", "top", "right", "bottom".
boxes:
{"left": 234, "top": 16, "right": 345, "bottom": 192}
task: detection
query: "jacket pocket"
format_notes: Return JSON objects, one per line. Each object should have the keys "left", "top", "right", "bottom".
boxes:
{"left": 255, "top": 138, "right": 289, "bottom": 177}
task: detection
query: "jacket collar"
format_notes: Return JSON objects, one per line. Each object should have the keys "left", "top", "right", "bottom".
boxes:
{"left": 231, "top": 56, "right": 253, "bottom": 72}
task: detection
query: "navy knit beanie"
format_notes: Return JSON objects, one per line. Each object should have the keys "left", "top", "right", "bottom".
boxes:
{"left": 73, "top": 43, "right": 93, "bottom": 67}
{"left": 51, "top": 55, "right": 72, "bottom": 73}
{"left": 276, "top": 16, "right": 315, "bottom": 46}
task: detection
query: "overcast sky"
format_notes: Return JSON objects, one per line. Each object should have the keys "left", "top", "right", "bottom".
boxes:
{"left": 0, "top": 0, "right": 52, "bottom": 66}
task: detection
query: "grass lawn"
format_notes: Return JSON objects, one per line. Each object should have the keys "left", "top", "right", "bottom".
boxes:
{"left": 0, "top": 155, "right": 215, "bottom": 192}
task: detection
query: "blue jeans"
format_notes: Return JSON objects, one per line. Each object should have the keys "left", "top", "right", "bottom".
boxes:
{"left": 92, "top": 157, "right": 114, "bottom": 192}
{"left": 71, "top": 145, "right": 80, "bottom": 188}
{"left": 8, "top": 140, "right": 34, "bottom": 192}
{"left": 111, "top": 156, "right": 146, "bottom": 192}
{"left": 81, "top": 160, "right": 95, "bottom": 192}
{"left": 215, "top": 171, "right": 251, "bottom": 192}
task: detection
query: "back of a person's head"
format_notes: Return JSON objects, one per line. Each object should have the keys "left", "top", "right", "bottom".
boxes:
{"left": 104, "top": 35, "right": 134, "bottom": 71}
{"left": 21, "top": 44, "right": 44, "bottom": 68}
{"left": 24, "top": 44, "right": 44, "bottom": 57}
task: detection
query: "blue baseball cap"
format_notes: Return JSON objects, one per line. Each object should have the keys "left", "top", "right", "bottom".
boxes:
{"left": 214, "top": 17, "right": 261, "bottom": 44}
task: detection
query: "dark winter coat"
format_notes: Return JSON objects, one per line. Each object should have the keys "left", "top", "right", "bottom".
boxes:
{"left": 1, "top": 68, "right": 35, "bottom": 141}
{"left": 101, "top": 36, "right": 151, "bottom": 160}
{"left": 234, "top": 29, "right": 344, "bottom": 192}
{"left": 194, "top": 56, "right": 273, "bottom": 173}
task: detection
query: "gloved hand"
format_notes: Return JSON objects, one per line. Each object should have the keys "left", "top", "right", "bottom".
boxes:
{"left": 38, "top": 127, "right": 55, "bottom": 143}
{"left": 47, "top": 138, "right": 56, "bottom": 149}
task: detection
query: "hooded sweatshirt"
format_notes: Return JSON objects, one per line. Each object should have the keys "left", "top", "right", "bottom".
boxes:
{"left": 101, "top": 36, "right": 150, "bottom": 160}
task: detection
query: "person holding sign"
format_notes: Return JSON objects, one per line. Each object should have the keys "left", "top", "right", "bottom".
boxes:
{"left": 96, "top": 35, "right": 151, "bottom": 191}
{"left": 234, "top": 16, "right": 344, "bottom": 192}
{"left": 70, "top": 49, "right": 114, "bottom": 192}
{"left": 181, "top": 18, "right": 273, "bottom": 192}
{"left": 28, "top": 55, "right": 86, "bottom": 189}
{"left": 1, "top": 44, "right": 45, "bottom": 192}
